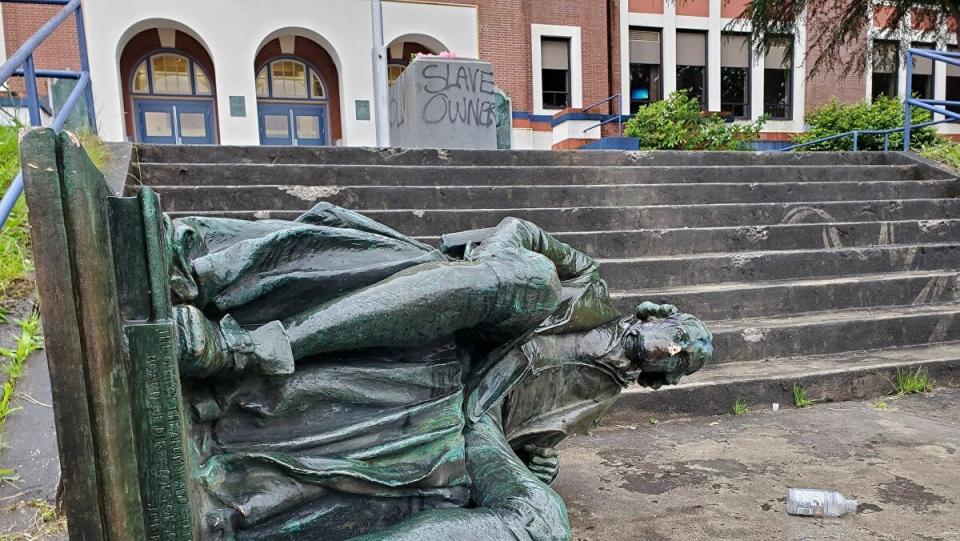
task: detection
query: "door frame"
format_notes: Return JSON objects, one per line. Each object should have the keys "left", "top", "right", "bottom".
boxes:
{"left": 133, "top": 98, "right": 216, "bottom": 145}
{"left": 257, "top": 102, "right": 329, "bottom": 146}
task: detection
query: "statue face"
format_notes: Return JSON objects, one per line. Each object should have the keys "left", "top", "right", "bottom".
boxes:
{"left": 627, "top": 314, "right": 713, "bottom": 389}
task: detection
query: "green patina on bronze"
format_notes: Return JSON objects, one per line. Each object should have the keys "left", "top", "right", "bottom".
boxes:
{"left": 20, "top": 128, "right": 713, "bottom": 541}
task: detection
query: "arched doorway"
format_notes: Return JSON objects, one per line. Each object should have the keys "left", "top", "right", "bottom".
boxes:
{"left": 255, "top": 36, "right": 341, "bottom": 146}
{"left": 119, "top": 29, "right": 218, "bottom": 144}
{"left": 386, "top": 35, "right": 447, "bottom": 82}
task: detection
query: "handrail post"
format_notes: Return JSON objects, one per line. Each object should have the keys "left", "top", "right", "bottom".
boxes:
{"left": 884, "top": 133, "right": 889, "bottom": 151}
{"left": 904, "top": 50, "right": 913, "bottom": 151}
{"left": 852, "top": 131, "right": 858, "bottom": 151}
{"left": 74, "top": 5, "right": 97, "bottom": 132}
{"left": 23, "top": 54, "right": 42, "bottom": 125}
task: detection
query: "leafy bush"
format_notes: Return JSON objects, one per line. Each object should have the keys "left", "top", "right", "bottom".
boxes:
{"left": 792, "top": 95, "right": 938, "bottom": 151}
{"left": 624, "top": 90, "right": 766, "bottom": 150}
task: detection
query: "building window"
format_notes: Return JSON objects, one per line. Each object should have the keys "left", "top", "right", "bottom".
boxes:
{"left": 629, "top": 28, "right": 662, "bottom": 114}
{"left": 541, "top": 38, "right": 570, "bottom": 109}
{"left": 764, "top": 38, "right": 792, "bottom": 120}
{"left": 911, "top": 43, "right": 934, "bottom": 100}
{"left": 872, "top": 41, "right": 899, "bottom": 101}
{"left": 676, "top": 31, "right": 707, "bottom": 109}
{"left": 947, "top": 45, "right": 960, "bottom": 115}
{"left": 131, "top": 53, "right": 212, "bottom": 97}
{"left": 255, "top": 59, "right": 327, "bottom": 100}
{"left": 721, "top": 33, "right": 750, "bottom": 119}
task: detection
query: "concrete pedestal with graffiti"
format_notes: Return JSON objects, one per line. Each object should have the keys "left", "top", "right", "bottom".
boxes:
{"left": 389, "top": 57, "right": 497, "bottom": 149}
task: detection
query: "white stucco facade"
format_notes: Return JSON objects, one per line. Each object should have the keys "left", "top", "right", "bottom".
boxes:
{"left": 82, "top": 0, "right": 479, "bottom": 145}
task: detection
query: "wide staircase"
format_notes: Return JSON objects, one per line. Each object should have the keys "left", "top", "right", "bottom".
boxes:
{"left": 131, "top": 146, "right": 960, "bottom": 417}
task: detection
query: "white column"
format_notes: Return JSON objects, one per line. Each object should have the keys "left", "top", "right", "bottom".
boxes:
{"left": 898, "top": 13, "right": 911, "bottom": 98}
{"left": 0, "top": 4, "right": 6, "bottom": 65}
{"left": 211, "top": 34, "right": 260, "bottom": 145}
{"left": 620, "top": 0, "right": 630, "bottom": 114}
{"left": 750, "top": 38, "right": 764, "bottom": 122}
{"left": 934, "top": 19, "right": 948, "bottom": 124}
{"left": 792, "top": 9, "right": 807, "bottom": 131}
{"left": 707, "top": 0, "right": 722, "bottom": 111}
{"left": 864, "top": 3, "right": 874, "bottom": 101}
{"left": 662, "top": 0, "right": 677, "bottom": 96}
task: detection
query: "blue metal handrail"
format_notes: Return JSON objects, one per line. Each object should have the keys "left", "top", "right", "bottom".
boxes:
{"left": 0, "top": 0, "right": 95, "bottom": 227}
{"left": 785, "top": 48, "right": 960, "bottom": 153}
{"left": 782, "top": 118, "right": 954, "bottom": 152}
{"left": 582, "top": 93, "right": 623, "bottom": 137}
{"left": 904, "top": 48, "right": 960, "bottom": 151}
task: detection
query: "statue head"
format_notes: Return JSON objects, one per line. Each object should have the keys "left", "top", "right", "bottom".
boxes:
{"left": 624, "top": 304, "right": 713, "bottom": 389}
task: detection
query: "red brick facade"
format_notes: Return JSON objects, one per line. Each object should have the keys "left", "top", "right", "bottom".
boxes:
{"left": 803, "top": 2, "right": 868, "bottom": 111}
{"left": 1, "top": 3, "right": 80, "bottom": 95}
{"left": 472, "top": 0, "right": 618, "bottom": 115}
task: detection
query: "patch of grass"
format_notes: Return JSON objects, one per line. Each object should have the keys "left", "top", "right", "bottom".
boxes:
{"left": 892, "top": 367, "right": 933, "bottom": 396}
{"left": 0, "top": 310, "right": 43, "bottom": 450}
{"left": 732, "top": 399, "right": 749, "bottom": 416}
{"left": 792, "top": 383, "right": 818, "bottom": 408}
{"left": 874, "top": 400, "right": 888, "bottom": 410}
{"left": 0, "top": 123, "right": 34, "bottom": 301}
{"left": 0, "top": 498, "right": 67, "bottom": 540}
{"left": 0, "top": 124, "right": 109, "bottom": 302}
{"left": 919, "top": 139, "right": 960, "bottom": 171}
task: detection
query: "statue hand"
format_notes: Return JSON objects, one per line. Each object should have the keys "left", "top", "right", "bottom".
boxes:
{"left": 635, "top": 302, "right": 678, "bottom": 321}
{"left": 523, "top": 445, "right": 559, "bottom": 485}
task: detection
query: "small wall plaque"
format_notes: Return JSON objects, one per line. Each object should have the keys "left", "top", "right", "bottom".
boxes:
{"left": 229, "top": 96, "right": 246, "bottom": 117}
{"left": 355, "top": 100, "right": 371, "bottom": 121}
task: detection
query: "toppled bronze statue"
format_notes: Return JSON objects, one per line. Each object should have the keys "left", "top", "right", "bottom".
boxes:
{"left": 169, "top": 203, "right": 713, "bottom": 540}
{"left": 20, "top": 129, "right": 711, "bottom": 541}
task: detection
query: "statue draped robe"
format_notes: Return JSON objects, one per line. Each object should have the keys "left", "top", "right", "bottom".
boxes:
{"left": 170, "top": 203, "right": 624, "bottom": 540}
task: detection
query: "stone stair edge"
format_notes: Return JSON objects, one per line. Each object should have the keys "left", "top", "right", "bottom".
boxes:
{"left": 603, "top": 340, "right": 960, "bottom": 419}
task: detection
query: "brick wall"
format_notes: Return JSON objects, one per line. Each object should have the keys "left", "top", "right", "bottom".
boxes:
{"left": 2, "top": 3, "right": 81, "bottom": 96}
{"left": 474, "top": 0, "right": 617, "bottom": 114}
{"left": 803, "top": 2, "right": 868, "bottom": 112}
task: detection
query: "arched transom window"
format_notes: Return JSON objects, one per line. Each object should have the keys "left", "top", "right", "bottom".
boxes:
{"left": 132, "top": 53, "right": 212, "bottom": 96}
{"left": 256, "top": 59, "right": 326, "bottom": 100}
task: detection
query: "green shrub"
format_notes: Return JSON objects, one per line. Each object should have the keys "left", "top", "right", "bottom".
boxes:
{"left": 624, "top": 90, "right": 766, "bottom": 151}
{"left": 792, "top": 95, "right": 938, "bottom": 151}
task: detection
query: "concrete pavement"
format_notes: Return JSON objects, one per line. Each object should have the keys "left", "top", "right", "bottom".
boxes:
{"left": 556, "top": 389, "right": 960, "bottom": 540}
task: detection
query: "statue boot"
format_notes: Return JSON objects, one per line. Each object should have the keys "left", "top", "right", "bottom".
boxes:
{"left": 174, "top": 305, "right": 295, "bottom": 378}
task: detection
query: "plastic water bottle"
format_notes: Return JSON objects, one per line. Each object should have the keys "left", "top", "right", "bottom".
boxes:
{"left": 786, "top": 488, "right": 858, "bottom": 518}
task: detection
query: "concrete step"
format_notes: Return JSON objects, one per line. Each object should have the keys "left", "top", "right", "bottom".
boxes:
{"left": 134, "top": 145, "right": 925, "bottom": 167}
{"left": 136, "top": 163, "right": 941, "bottom": 187}
{"left": 598, "top": 243, "right": 960, "bottom": 289}
{"left": 472, "top": 220, "right": 960, "bottom": 258}
{"left": 613, "top": 270, "right": 960, "bottom": 321}
{"left": 162, "top": 199, "right": 960, "bottom": 235}
{"left": 148, "top": 180, "right": 959, "bottom": 212}
{"left": 605, "top": 340, "right": 960, "bottom": 419}
{"left": 709, "top": 302, "right": 960, "bottom": 364}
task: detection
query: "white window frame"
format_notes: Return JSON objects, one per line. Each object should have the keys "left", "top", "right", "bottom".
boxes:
{"left": 531, "top": 24, "right": 583, "bottom": 115}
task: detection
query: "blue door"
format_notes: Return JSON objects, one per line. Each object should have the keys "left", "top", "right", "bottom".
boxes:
{"left": 134, "top": 100, "right": 215, "bottom": 145}
{"left": 259, "top": 103, "right": 327, "bottom": 146}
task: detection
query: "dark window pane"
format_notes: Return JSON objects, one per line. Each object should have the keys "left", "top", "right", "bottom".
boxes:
{"left": 542, "top": 69, "right": 569, "bottom": 109}
{"left": 630, "top": 63, "right": 661, "bottom": 114}
{"left": 872, "top": 73, "right": 897, "bottom": 100}
{"left": 721, "top": 67, "right": 749, "bottom": 118}
{"left": 947, "top": 76, "right": 960, "bottom": 115}
{"left": 677, "top": 65, "right": 705, "bottom": 108}
{"left": 911, "top": 74, "right": 933, "bottom": 100}
{"left": 764, "top": 68, "right": 791, "bottom": 119}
